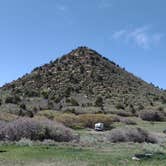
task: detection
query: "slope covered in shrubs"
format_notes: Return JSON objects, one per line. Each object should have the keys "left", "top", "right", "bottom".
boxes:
{"left": 0, "top": 46, "right": 165, "bottom": 116}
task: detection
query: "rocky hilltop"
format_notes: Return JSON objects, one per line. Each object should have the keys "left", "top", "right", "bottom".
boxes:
{"left": 0, "top": 47, "right": 165, "bottom": 116}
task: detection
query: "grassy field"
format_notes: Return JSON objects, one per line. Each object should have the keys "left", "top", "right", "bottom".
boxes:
{"left": 113, "top": 117, "right": 166, "bottom": 133}
{"left": 0, "top": 143, "right": 166, "bottom": 166}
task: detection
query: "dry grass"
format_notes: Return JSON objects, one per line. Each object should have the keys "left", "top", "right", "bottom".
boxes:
{"left": 78, "top": 114, "right": 112, "bottom": 129}
{"left": 36, "top": 110, "right": 58, "bottom": 120}
{"left": 37, "top": 111, "right": 113, "bottom": 129}
{"left": 0, "top": 112, "right": 18, "bottom": 122}
{"left": 54, "top": 113, "right": 81, "bottom": 129}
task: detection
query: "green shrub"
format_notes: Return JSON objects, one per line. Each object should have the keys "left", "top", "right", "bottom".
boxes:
{"left": 161, "top": 96, "right": 166, "bottom": 104}
{"left": 20, "top": 103, "right": 26, "bottom": 110}
{"left": 158, "top": 106, "right": 164, "bottom": 111}
{"left": 5, "top": 95, "right": 21, "bottom": 104}
{"left": 25, "top": 90, "right": 39, "bottom": 97}
{"left": 143, "top": 143, "right": 165, "bottom": 154}
{"left": 64, "top": 87, "right": 73, "bottom": 97}
{"left": 16, "top": 138, "right": 33, "bottom": 146}
{"left": 5, "top": 96, "right": 13, "bottom": 104}
{"left": 37, "top": 110, "right": 57, "bottom": 120}
{"left": 63, "top": 108, "right": 77, "bottom": 114}
{"left": 115, "top": 103, "right": 125, "bottom": 110}
{"left": 95, "top": 96, "right": 103, "bottom": 107}
{"left": 41, "top": 89, "right": 50, "bottom": 99}
{"left": 70, "top": 98, "right": 79, "bottom": 106}
{"left": 66, "top": 98, "right": 79, "bottom": 106}
{"left": 55, "top": 113, "right": 80, "bottom": 129}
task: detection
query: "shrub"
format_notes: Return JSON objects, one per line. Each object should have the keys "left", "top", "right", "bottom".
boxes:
{"left": 66, "top": 98, "right": 79, "bottom": 106}
{"left": 37, "top": 110, "right": 57, "bottom": 120}
{"left": 55, "top": 113, "right": 81, "bottom": 129}
{"left": 115, "top": 103, "right": 125, "bottom": 110}
{"left": 5, "top": 95, "right": 21, "bottom": 104}
{"left": 20, "top": 103, "right": 26, "bottom": 110}
{"left": 5, "top": 97, "right": 13, "bottom": 104}
{"left": 70, "top": 98, "right": 79, "bottom": 106}
{"left": 120, "top": 118, "right": 137, "bottom": 125}
{"left": 64, "top": 87, "right": 73, "bottom": 97}
{"left": 143, "top": 143, "right": 165, "bottom": 154}
{"left": 42, "top": 139, "right": 55, "bottom": 146}
{"left": 16, "top": 138, "right": 33, "bottom": 146}
{"left": 41, "top": 89, "right": 50, "bottom": 99}
{"left": 158, "top": 106, "right": 164, "bottom": 111}
{"left": 0, "top": 118, "right": 77, "bottom": 142}
{"left": 25, "top": 90, "right": 39, "bottom": 97}
{"left": 115, "top": 110, "right": 132, "bottom": 117}
{"left": 0, "top": 120, "right": 7, "bottom": 129}
{"left": 129, "top": 104, "right": 137, "bottom": 114}
{"left": 139, "top": 110, "right": 165, "bottom": 121}
{"left": 63, "top": 108, "right": 77, "bottom": 114}
{"left": 79, "top": 65, "right": 84, "bottom": 74}
{"left": 19, "top": 110, "right": 34, "bottom": 118}
{"left": 95, "top": 96, "right": 103, "bottom": 107}
{"left": 111, "top": 115, "right": 121, "bottom": 122}
{"left": 161, "top": 96, "right": 166, "bottom": 104}
{"left": 137, "top": 104, "right": 144, "bottom": 111}
{"left": 106, "top": 127, "right": 157, "bottom": 143}
{"left": 37, "top": 111, "right": 80, "bottom": 128}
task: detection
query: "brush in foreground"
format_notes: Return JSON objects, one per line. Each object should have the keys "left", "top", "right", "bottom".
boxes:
{"left": 106, "top": 127, "right": 158, "bottom": 143}
{"left": 0, "top": 118, "right": 78, "bottom": 142}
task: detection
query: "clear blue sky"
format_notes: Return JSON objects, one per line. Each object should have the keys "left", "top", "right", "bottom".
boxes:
{"left": 0, "top": 0, "right": 165, "bottom": 89}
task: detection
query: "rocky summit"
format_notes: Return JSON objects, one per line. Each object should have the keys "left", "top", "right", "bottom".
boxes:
{"left": 0, "top": 46, "right": 166, "bottom": 116}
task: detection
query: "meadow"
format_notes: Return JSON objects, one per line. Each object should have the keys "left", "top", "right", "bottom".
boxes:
{"left": 0, "top": 142, "right": 166, "bottom": 166}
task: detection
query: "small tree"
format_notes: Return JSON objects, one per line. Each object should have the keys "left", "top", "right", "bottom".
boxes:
{"left": 95, "top": 96, "right": 104, "bottom": 109}
{"left": 70, "top": 98, "right": 79, "bottom": 106}
{"left": 5, "top": 95, "right": 21, "bottom": 104}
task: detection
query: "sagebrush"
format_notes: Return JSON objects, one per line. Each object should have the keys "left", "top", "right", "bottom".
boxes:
{"left": 0, "top": 118, "right": 78, "bottom": 142}
{"left": 106, "top": 127, "right": 157, "bottom": 143}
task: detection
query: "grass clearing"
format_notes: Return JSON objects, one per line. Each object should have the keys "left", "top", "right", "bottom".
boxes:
{"left": 113, "top": 117, "right": 166, "bottom": 133}
{"left": 0, "top": 143, "right": 166, "bottom": 166}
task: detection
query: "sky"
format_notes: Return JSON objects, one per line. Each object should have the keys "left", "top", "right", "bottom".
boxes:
{"left": 0, "top": 0, "right": 165, "bottom": 89}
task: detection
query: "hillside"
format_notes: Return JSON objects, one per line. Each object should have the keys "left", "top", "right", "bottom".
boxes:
{"left": 0, "top": 47, "right": 166, "bottom": 116}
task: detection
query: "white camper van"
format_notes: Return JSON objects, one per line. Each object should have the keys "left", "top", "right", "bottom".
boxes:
{"left": 95, "top": 123, "right": 104, "bottom": 131}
